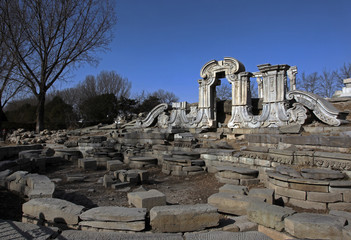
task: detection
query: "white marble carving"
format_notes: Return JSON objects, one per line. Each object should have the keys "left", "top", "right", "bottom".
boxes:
{"left": 135, "top": 103, "right": 168, "bottom": 128}
{"left": 286, "top": 90, "right": 348, "bottom": 126}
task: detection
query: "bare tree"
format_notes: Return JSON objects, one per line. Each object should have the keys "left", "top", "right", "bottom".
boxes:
{"left": 216, "top": 81, "right": 232, "bottom": 101}
{"left": 96, "top": 71, "right": 131, "bottom": 99}
{"left": 319, "top": 69, "right": 337, "bottom": 98}
{"left": 0, "top": 6, "right": 26, "bottom": 121}
{"left": 298, "top": 72, "right": 320, "bottom": 94}
{"left": 1, "top": 0, "right": 116, "bottom": 132}
{"left": 335, "top": 63, "right": 351, "bottom": 89}
{"left": 150, "top": 89, "right": 179, "bottom": 105}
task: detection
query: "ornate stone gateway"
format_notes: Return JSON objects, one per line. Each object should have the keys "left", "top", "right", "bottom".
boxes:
{"left": 136, "top": 57, "right": 348, "bottom": 129}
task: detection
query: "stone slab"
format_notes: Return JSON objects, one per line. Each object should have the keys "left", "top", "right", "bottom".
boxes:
{"left": 61, "top": 230, "right": 183, "bottom": 239}
{"left": 289, "top": 198, "right": 327, "bottom": 211}
{"left": 22, "top": 198, "right": 84, "bottom": 225}
{"left": 247, "top": 201, "right": 295, "bottom": 231}
{"left": 216, "top": 166, "right": 258, "bottom": 176}
{"left": 150, "top": 204, "right": 219, "bottom": 232}
{"left": 219, "top": 184, "right": 248, "bottom": 195}
{"left": 285, "top": 213, "right": 346, "bottom": 240}
{"left": 248, "top": 188, "right": 274, "bottom": 204}
{"left": 79, "top": 220, "right": 145, "bottom": 231}
{"left": 128, "top": 189, "right": 166, "bottom": 211}
{"left": 184, "top": 231, "right": 273, "bottom": 240}
{"left": 208, "top": 192, "right": 264, "bottom": 216}
{"left": 307, "top": 191, "right": 343, "bottom": 203}
{"left": 301, "top": 168, "right": 345, "bottom": 180}
{"left": 80, "top": 206, "right": 146, "bottom": 222}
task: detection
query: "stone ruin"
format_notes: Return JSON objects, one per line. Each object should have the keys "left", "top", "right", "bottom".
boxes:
{"left": 1, "top": 57, "right": 351, "bottom": 239}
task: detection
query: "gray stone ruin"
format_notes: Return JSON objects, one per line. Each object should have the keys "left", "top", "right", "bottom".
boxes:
{"left": 136, "top": 57, "right": 348, "bottom": 130}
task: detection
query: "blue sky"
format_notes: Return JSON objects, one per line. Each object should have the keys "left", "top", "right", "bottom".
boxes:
{"left": 65, "top": 0, "right": 351, "bottom": 103}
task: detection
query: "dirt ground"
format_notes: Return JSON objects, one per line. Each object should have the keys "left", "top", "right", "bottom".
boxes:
{"left": 47, "top": 163, "right": 223, "bottom": 209}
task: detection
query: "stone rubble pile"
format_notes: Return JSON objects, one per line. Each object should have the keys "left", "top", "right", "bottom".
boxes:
{"left": 7, "top": 129, "right": 70, "bottom": 145}
{"left": 162, "top": 151, "right": 205, "bottom": 176}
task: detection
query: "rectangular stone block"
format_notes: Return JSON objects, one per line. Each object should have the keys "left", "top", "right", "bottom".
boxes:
{"left": 328, "top": 202, "right": 351, "bottom": 211}
{"left": 307, "top": 192, "right": 343, "bottom": 203}
{"left": 128, "top": 189, "right": 166, "bottom": 211}
{"left": 254, "top": 159, "right": 271, "bottom": 167}
{"left": 269, "top": 178, "right": 289, "bottom": 188}
{"left": 275, "top": 185, "right": 306, "bottom": 200}
{"left": 247, "top": 201, "right": 295, "bottom": 231}
{"left": 150, "top": 204, "right": 219, "bottom": 233}
{"left": 239, "top": 157, "right": 254, "bottom": 165}
{"left": 208, "top": 192, "right": 263, "bottom": 216}
{"left": 289, "top": 198, "right": 327, "bottom": 211}
{"left": 79, "top": 220, "right": 145, "bottom": 231}
{"left": 289, "top": 182, "right": 329, "bottom": 193}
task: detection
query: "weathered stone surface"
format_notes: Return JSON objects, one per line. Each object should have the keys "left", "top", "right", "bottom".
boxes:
{"left": 301, "top": 168, "right": 345, "bottom": 180}
{"left": 258, "top": 225, "right": 295, "bottom": 240}
{"left": 248, "top": 188, "right": 274, "bottom": 204}
{"left": 328, "top": 202, "right": 351, "bottom": 211}
{"left": 61, "top": 230, "right": 183, "bottom": 239}
{"left": 208, "top": 192, "right": 264, "bottom": 216}
{"left": 79, "top": 220, "right": 145, "bottom": 231}
{"left": 150, "top": 204, "right": 219, "bottom": 232}
{"left": 0, "top": 219, "right": 59, "bottom": 240}
{"left": 343, "top": 225, "right": 351, "bottom": 240}
{"left": 219, "top": 184, "right": 248, "bottom": 195}
{"left": 103, "top": 174, "right": 115, "bottom": 188}
{"left": 79, "top": 158, "right": 97, "bottom": 170}
{"left": 330, "top": 210, "right": 351, "bottom": 223}
{"left": 184, "top": 231, "right": 272, "bottom": 240}
{"left": 285, "top": 213, "right": 346, "bottom": 240}
{"left": 106, "top": 160, "right": 126, "bottom": 171}
{"left": 279, "top": 124, "right": 302, "bottom": 134}
{"left": 80, "top": 206, "right": 146, "bottom": 222}
{"left": 247, "top": 201, "right": 295, "bottom": 231}
{"left": 288, "top": 198, "right": 327, "bottom": 211}
{"left": 216, "top": 166, "right": 258, "bottom": 176}
{"left": 22, "top": 198, "right": 84, "bottom": 225}
{"left": 274, "top": 185, "right": 306, "bottom": 200}
{"left": 307, "top": 191, "right": 342, "bottom": 203}
{"left": 25, "top": 174, "right": 55, "bottom": 198}
{"left": 128, "top": 189, "right": 166, "bottom": 211}
{"left": 275, "top": 166, "right": 301, "bottom": 178}
{"left": 215, "top": 174, "right": 240, "bottom": 185}
{"left": 289, "top": 181, "right": 329, "bottom": 192}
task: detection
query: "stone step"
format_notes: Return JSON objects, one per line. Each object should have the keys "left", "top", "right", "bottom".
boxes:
{"left": 284, "top": 213, "right": 346, "bottom": 240}
{"left": 150, "top": 204, "right": 219, "bottom": 232}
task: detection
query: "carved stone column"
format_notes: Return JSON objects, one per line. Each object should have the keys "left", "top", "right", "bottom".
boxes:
{"left": 257, "top": 64, "right": 290, "bottom": 127}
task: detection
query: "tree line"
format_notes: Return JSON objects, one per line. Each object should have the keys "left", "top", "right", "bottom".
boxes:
{"left": 4, "top": 71, "right": 179, "bottom": 130}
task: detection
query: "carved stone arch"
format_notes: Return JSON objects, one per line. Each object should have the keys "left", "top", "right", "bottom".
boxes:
{"left": 197, "top": 57, "right": 245, "bottom": 127}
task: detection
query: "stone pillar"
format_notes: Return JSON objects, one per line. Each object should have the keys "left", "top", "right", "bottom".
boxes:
{"left": 257, "top": 64, "right": 290, "bottom": 127}
{"left": 287, "top": 66, "right": 298, "bottom": 91}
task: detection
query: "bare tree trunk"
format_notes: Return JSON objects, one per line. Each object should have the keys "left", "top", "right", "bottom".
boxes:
{"left": 36, "top": 92, "right": 45, "bottom": 133}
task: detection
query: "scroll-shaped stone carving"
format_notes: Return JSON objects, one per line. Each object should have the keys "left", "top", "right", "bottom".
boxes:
{"left": 135, "top": 103, "right": 168, "bottom": 128}
{"left": 286, "top": 103, "right": 308, "bottom": 124}
{"left": 286, "top": 90, "right": 348, "bottom": 126}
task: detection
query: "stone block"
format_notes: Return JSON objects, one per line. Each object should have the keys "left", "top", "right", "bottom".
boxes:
{"left": 330, "top": 210, "right": 351, "bottom": 223}
{"left": 307, "top": 191, "right": 343, "bottom": 203}
{"left": 274, "top": 185, "right": 306, "bottom": 200}
{"left": 258, "top": 225, "right": 297, "bottom": 240}
{"left": 248, "top": 188, "right": 274, "bottom": 204}
{"left": 128, "top": 189, "right": 166, "bottom": 211}
{"left": 239, "top": 157, "right": 255, "bottom": 165}
{"left": 184, "top": 231, "right": 272, "bottom": 240}
{"left": 80, "top": 159, "right": 97, "bottom": 170}
{"left": 288, "top": 198, "right": 327, "bottom": 211}
{"left": 219, "top": 184, "right": 248, "bottom": 195}
{"left": 103, "top": 174, "right": 115, "bottom": 188}
{"left": 247, "top": 201, "right": 295, "bottom": 231}
{"left": 126, "top": 172, "right": 140, "bottom": 183}
{"left": 22, "top": 198, "right": 84, "bottom": 225}
{"left": 240, "top": 178, "right": 260, "bottom": 186}
{"left": 268, "top": 177, "right": 289, "bottom": 188}
{"left": 301, "top": 168, "right": 345, "bottom": 180}
{"left": 343, "top": 190, "right": 351, "bottom": 202}
{"left": 79, "top": 220, "right": 145, "bottom": 231}
{"left": 150, "top": 204, "right": 219, "bottom": 232}
{"left": 215, "top": 174, "right": 240, "bottom": 185}
{"left": 343, "top": 225, "right": 351, "bottom": 240}
{"left": 106, "top": 160, "right": 125, "bottom": 171}
{"left": 208, "top": 192, "right": 263, "bottom": 216}
{"left": 285, "top": 213, "right": 346, "bottom": 240}
{"left": 80, "top": 206, "right": 146, "bottom": 222}
{"left": 328, "top": 202, "right": 351, "bottom": 211}
{"left": 288, "top": 181, "right": 329, "bottom": 193}
{"left": 254, "top": 159, "right": 271, "bottom": 167}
